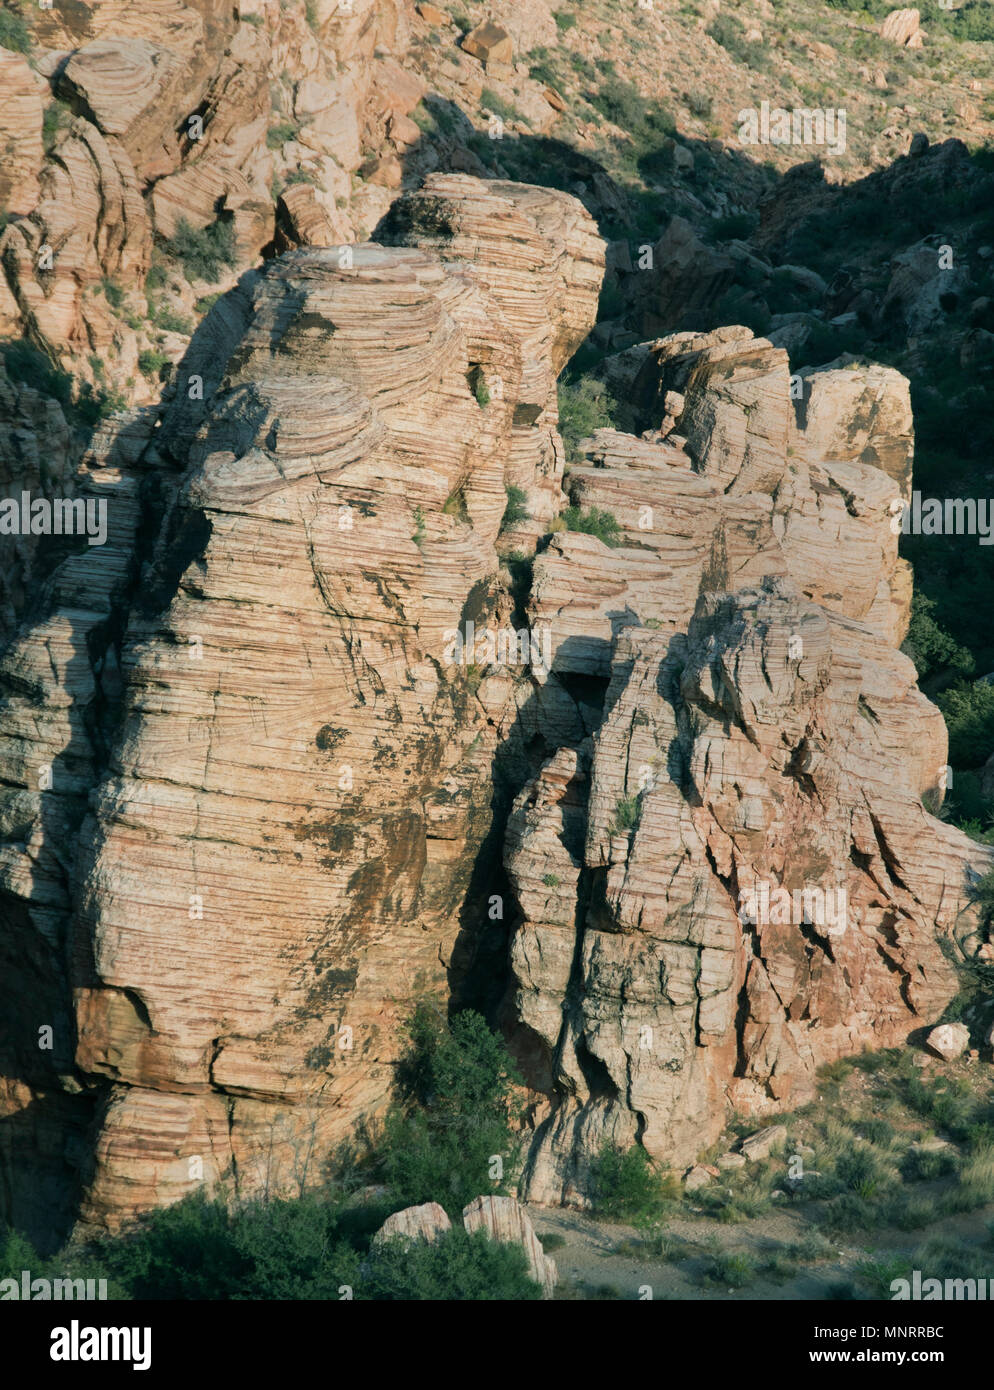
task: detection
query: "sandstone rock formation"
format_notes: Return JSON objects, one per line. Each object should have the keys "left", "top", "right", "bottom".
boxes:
{"left": 2, "top": 155, "right": 991, "bottom": 1237}
{"left": 372, "top": 1201, "right": 451, "bottom": 1245}
{"left": 462, "top": 1194, "right": 557, "bottom": 1296}
{"left": 0, "top": 176, "right": 603, "bottom": 1242}
{"left": 501, "top": 327, "right": 990, "bottom": 1204}
{"left": 880, "top": 8, "right": 922, "bottom": 46}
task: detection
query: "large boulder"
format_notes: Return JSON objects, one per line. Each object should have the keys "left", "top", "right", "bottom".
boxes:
{"left": 926, "top": 1022, "right": 971, "bottom": 1061}
{"left": 372, "top": 1202, "right": 452, "bottom": 1245}
{"left": 462, "top": 1196, "right": 557, "bottom": 1297}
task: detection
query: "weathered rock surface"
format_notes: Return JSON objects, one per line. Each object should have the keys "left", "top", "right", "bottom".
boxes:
{"left": 0, "top": 49, "right": 45, "bottom": 217}
{"left": 0, "top": 178, "right": 602, "bottom": 1241}
{"left": 926, "top": 1022, "right": 970, "bottom": 1061}
{"left": 372, "top": 1201, "right": 451, "bottom": 1245}
{"left": 503, "top": 327, "right": 990, "bottom": 1205}
{"left": 462, "top": 1195, "right": 557, "bottom": 1296}
{"left": 880, "top": 8, "right": 921, "bottom": 46}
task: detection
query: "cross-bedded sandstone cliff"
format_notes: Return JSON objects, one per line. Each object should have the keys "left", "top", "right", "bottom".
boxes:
{"left": 0, "top": 173, "right": 988, "bottom": 1244}
{"left": 0, "top": 174, "right": 602, "bottom": 1239}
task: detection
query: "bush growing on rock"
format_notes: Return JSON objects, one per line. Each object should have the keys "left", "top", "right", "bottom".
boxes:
{"left": 360, "top": 1227, "right": 541, "bottom": 1300}
{"left": 561, "top": 505, "right": 622, "bottom": 547}
{"left": 379, "top": 1002, "right": 525, "bottom": 1216}
{"left": 557, "top": 377, "right": 618, "bottom": 461}
{"left": 591, "top": 1142, "right": 677, "bottom": 1225}
{"left": 164, "top": 217, "right": 238, "bottom": 284}
{"left": 500, "top": 485, "right": 529, "bottom": 530}
{"left": 0, "top": 8, "right": 31, "bottom": 53}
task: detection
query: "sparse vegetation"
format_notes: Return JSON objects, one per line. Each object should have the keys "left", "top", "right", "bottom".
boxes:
{"left": 501, "top": 485, "right": 529, "bottom": 532}
{"left": 412, "top": 504, "right": 427, "bottom": 548}
{"left": 562, "top": 504, "right": 623, "bottom": 548}
{"left": 591, "top": 1142, "right": 677, "bottom": 1226}
{"left": 164, "top": 217, "right": 238, "bottom": 283}
{"left": 0, "top": 8, "right": 31, "bottom": 53}
{"left": 557, "top": 377, "right": 618, "bottom": 461}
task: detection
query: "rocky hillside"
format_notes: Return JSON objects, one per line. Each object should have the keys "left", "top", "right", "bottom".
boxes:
{"left": 1, "top": 0, "right": 993, "bottom": 1248}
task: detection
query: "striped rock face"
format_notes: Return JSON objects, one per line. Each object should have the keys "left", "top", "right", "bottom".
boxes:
{"left": 504, "top": 329, "right": 990, "bottom": 1205}
{"left": 0, "top": 180, "right": 603, "bottom": 1242}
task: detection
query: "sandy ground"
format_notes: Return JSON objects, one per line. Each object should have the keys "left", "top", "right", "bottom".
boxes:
{"left": 527, "top": 1200, "right": 994, "bottom": 1301}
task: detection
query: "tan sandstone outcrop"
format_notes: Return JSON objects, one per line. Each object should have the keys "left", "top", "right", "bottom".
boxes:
{"left": 0, "top": 191, "right": 988, "bottom": 1241}
{"left": 462, "top": 1194, "right": 557, "bottom": 1296}
{"left": 502, "top": 327, "right": 990, "bottom": 1203}
{"left": 0, "top": 179, "right": 602, "bottom": 1239}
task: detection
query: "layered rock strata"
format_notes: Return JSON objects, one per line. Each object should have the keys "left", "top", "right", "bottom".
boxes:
{"left": 0, "top": 178, "right": 603, "bottom": 1240}
{"left": 0, "top": 176, "right": 988, "bottom": 1241}
{"left": 503, "top": 328, "right": 990, "bottom": 1203}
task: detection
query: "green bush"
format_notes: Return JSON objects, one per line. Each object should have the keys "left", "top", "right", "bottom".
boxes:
{"left": 360, "top": 1227, "right": 541, "bottom": 1300}
{"left": 935, "top": 680, "right": 994, "bottom": 768}
{"left": 706, "top": 14, "right": 769, "bottom": 69}
{"left": 553, "top": 9, "right": 577, "bottom": 30}
{"left": 557, "top": 377, "right": 618, "bottom": 461}
{"left": 501, "top": 485, "right": 529, "bottom": 531}
{"left": 562, "top": 505, "right": 622, "bottom": 548}
{"left": 481, "top": 88, "right": 520, "bottom": 126}
{"left": 591, "top": 1142, "right": 676, "bottom": 1225}
{"left": 379, "top": 1002, "right": 524, "bottom": 1217}
{"left": 902, "top": 592, "right": 974, "bottom": 683}
{"left": 412, "top": 504, "right": 426, "bottom": 548}
{"left": 266, "top": 121, "right": 299, "bottom": 149}
{"left": 41, "top": 102, "right": 71, "bottom": 151}
{"left": 0, "top": 339, "right": 123, "bottom": 429}
{"left": 164, "top": 217, "right": 238, "bottom": 283}
{"left": 610, "top": 793, "right": 640, "bottom": 833}
{"left": 0, "top": 8, "right": 31, "bottom": 53}
{"left": 154, "top": 305, "right": 194, "bottom": 336}
{"left": 137, "top": 349, "right": 169, "bottom": 378}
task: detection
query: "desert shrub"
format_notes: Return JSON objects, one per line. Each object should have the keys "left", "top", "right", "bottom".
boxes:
{"left": 266, "top": 120, "right": 299, "bottom": 149}
{"left": 610, "top": 793, "right": 641, "bottom": 833}
{"left": 379, "top": 1002, "right": 524, "bottom": 1217}
{"left": 0, "top": 340, "right": 123, "bottom": 428}
{"left": 41, "top": 102, "right": 72, "bottom": 151}
{"left": 586, "top": 79, "right": 675, "bottom": 169}
{"left": 935, "top": 681, "right": 994, "bottom": 768}
{"left": 137, "top": 349, "right": 169, "bottom": 378}
{"left": 591, "top": 1142, "right": 676, "bottom": 1225}
{"left": 706, "top": 14, "right": 769, "bottom": 69}
{"left": 411, "top": 504, "right": 426, "bottom": 548}
{"left": 553, "top": 10, "right": 576, "bottom": 31}
{"left": 501, "top": 485, "right": 529, "bottom": 531}
{"left": 164, "top": 217, "right": 238, "bottom": 283}
{"left": 83, "top": 1192, "right": 361, "bottom": 1300}
{"left": 468, "top": 364, "right": 490, "bottom": 407}
{"left": 696, "top": 1245, "right": 755, "bottom": 1288}
{"left": 902, "top": 592, "right": 975, "bottom": 683}
{"left": 359, "top": 1227, "right": 541, "bottom": 1300}
{"left": 0, "top": 8, "right": 31, "bottom": 52}
{"left": 557, "top": 377, "right": 618, "bottom": 460}
{"left": 154, "top": 305, "right": 193, "bottom": 336}
{"left": 562, "top": 505, "right": 622, "bottom": 547}
{"left": 481, "top": 88, "right": 520, "bottom": 125}
{"left": 1, "top": 339, "right": 73, "bottom": 407}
